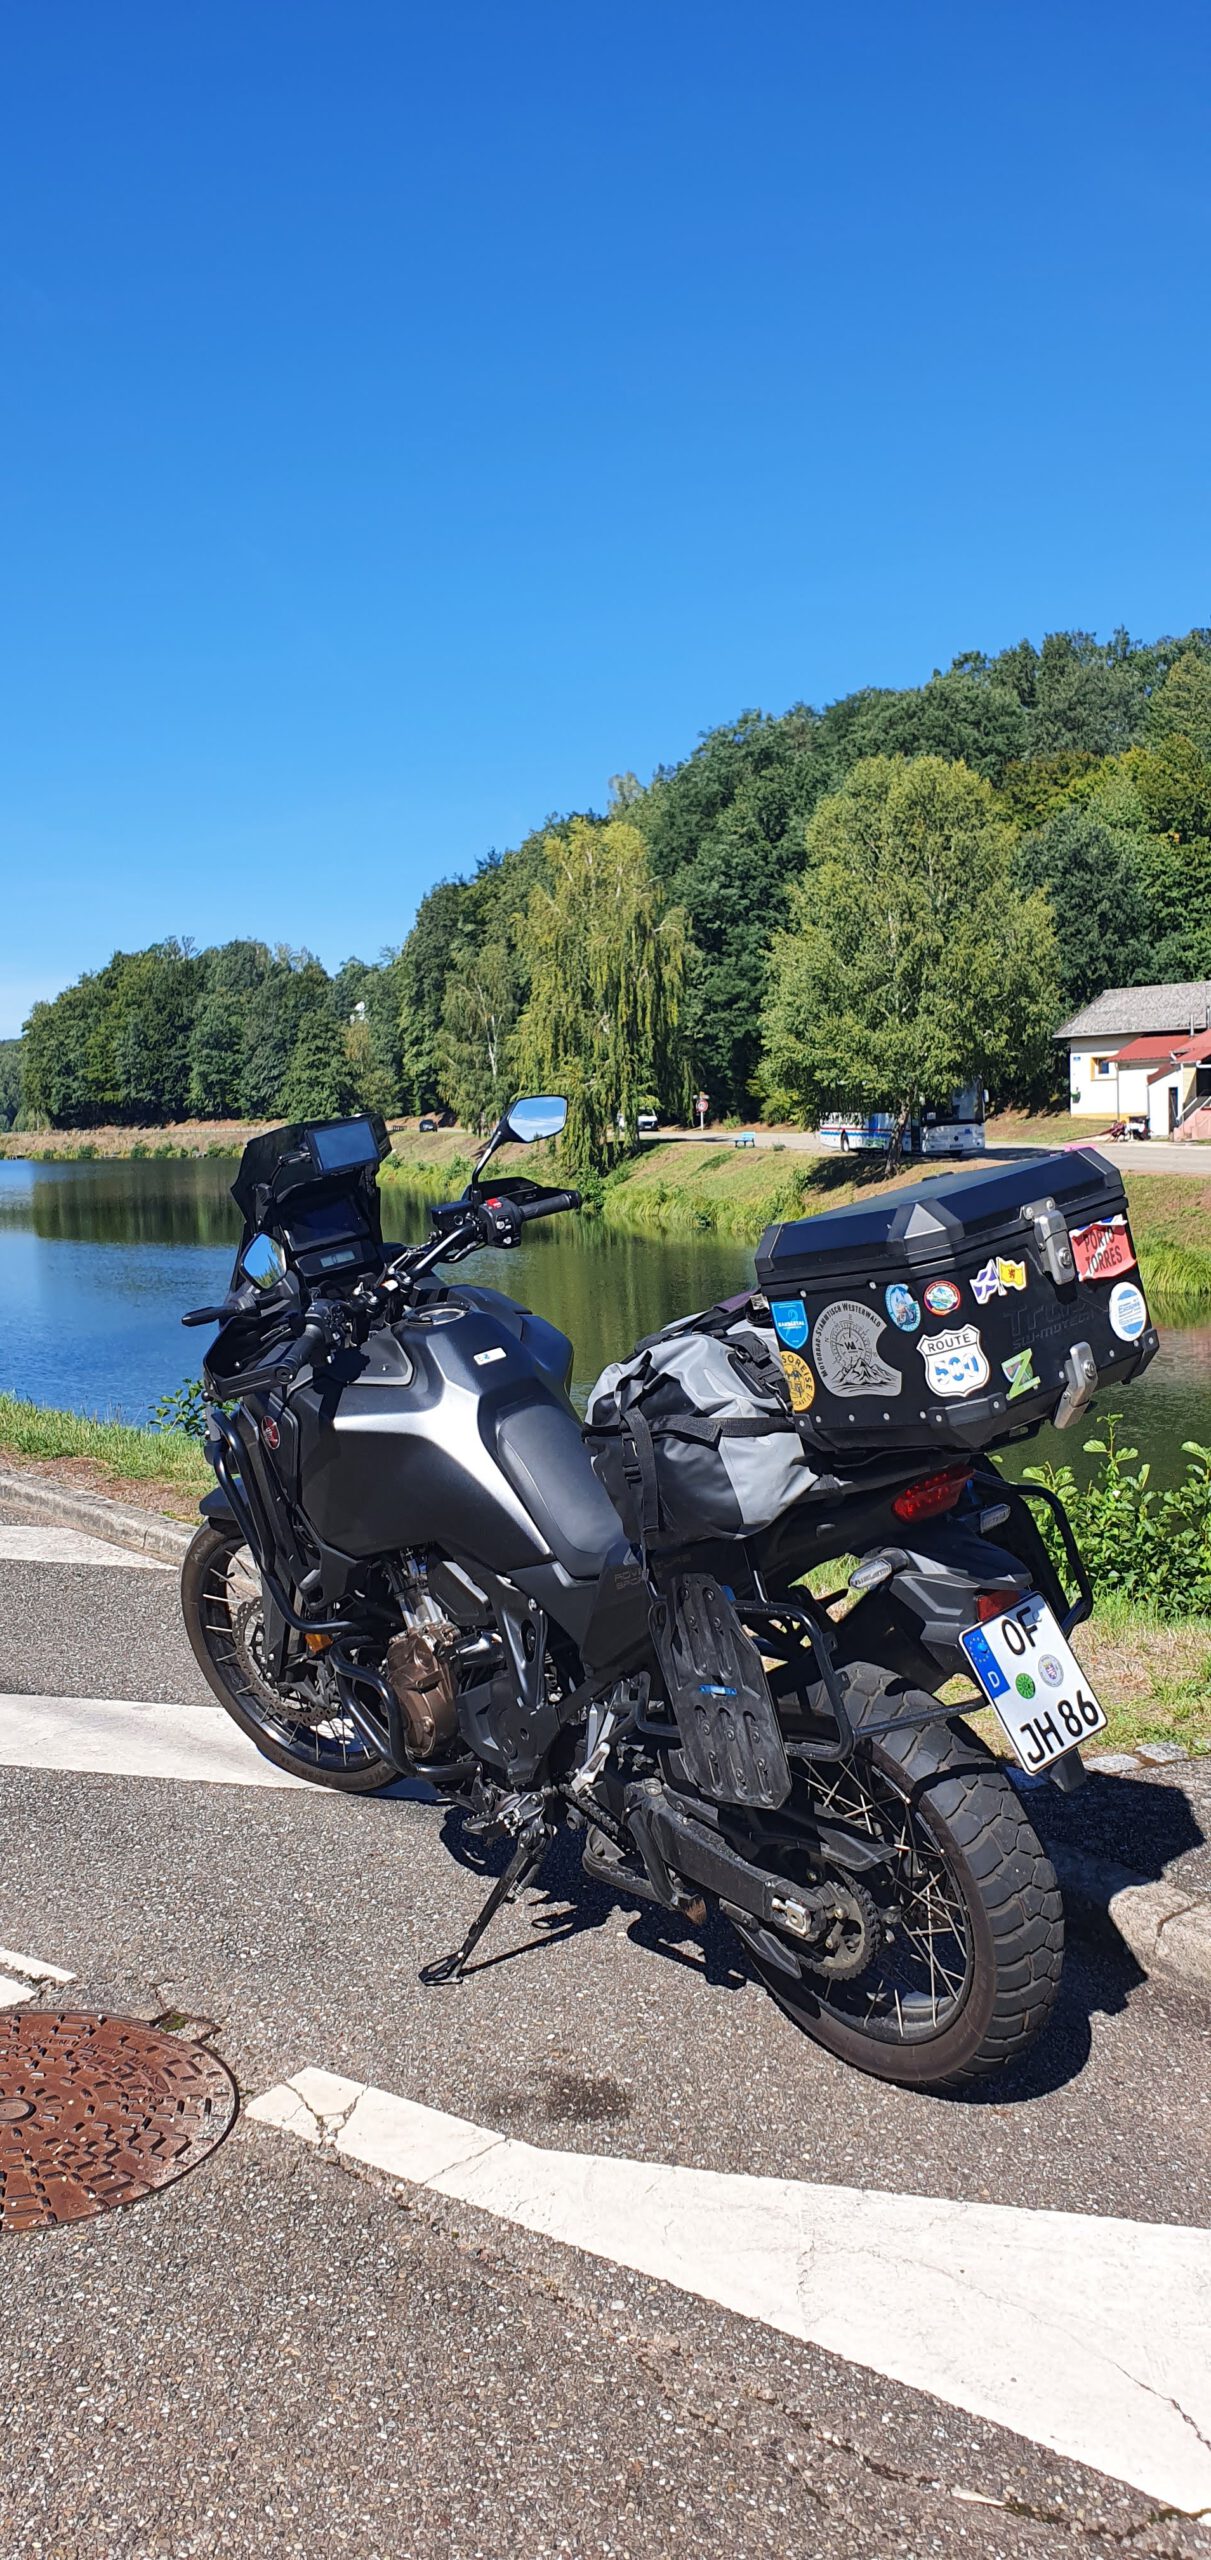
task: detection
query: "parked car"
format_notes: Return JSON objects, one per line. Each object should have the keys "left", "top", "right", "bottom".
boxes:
{"left": 637, "top": 1110, "right": 658, "bottom": 1134}
{"left": 418, "top": 1116, "right": 437, "bottom": 1133}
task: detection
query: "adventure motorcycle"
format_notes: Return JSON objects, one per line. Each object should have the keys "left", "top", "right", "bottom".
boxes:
{"left": 180, "top": 1099, "right": 1112, "bottom": 2091}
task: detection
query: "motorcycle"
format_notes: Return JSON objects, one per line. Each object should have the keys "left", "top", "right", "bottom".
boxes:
{"left": 180, "top": 1098, "right": 1092, "bottom": 2091}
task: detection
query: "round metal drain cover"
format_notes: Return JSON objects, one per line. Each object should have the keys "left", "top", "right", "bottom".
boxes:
{"left": 0, "top": 2012, "right": 237, "bottom": 2233}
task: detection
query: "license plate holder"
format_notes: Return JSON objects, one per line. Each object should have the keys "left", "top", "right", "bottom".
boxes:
{"left": 959, "top": 1595, "right": 1107, "bottom": 1772}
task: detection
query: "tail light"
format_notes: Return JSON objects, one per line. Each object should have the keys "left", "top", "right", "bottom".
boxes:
{"left": 891, "top": 1464, "right": 973, "bottom": 1523}
{"left": 974, "top": 1592, "right": 1009, "bottom": 1622}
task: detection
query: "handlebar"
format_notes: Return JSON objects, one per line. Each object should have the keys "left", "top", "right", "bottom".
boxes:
{"left": 517, "top": 1189, "right": 580, "bottom": 1221}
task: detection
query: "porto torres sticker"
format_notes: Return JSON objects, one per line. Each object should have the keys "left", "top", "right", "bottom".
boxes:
{"left": 922, "top": 1279, "right": 962, "bottom": 1317}
{"left": 918, "top": 1324, "right": 991, "bottom": 1399}
{"left": 1071, "top": 1216, "right": 1136, "bottom": 1284}
{"left": 812, "top": 1299, "right": 902, "bottom": 1398}
{"left": 884, "top": 1283, "right": 921, "bottom": 1333}
{"left": 778, "top": 1349, "right": 816, "bottom": 1413}
{"left": 770, "top": 1299, "right": 810, "bottom": 1351}
{"left": 1109, "top": 1279, "right": 1148, "bottom": 1341}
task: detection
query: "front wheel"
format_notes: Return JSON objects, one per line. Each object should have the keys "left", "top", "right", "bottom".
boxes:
{"left": 181, "top": 1522, "right": 396, "bottom": 1792}
{"left": 739, "top": 1670, "right": 1064, "bottom": 2090}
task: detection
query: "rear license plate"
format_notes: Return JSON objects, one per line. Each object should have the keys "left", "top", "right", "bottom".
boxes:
{"left": 959, "top": 1595, "right": 1107, "bottom": 1772}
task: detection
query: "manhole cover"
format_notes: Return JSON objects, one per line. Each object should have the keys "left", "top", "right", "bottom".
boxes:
{"left": 0, "top": 2012, "right": 238, "bottom": 2233}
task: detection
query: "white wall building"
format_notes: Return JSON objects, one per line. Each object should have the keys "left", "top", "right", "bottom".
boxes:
{"left": 1057, "top": 982, "right": 1211, "bottom": 1137}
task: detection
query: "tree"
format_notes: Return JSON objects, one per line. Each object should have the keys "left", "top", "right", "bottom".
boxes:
{"left": 840, "top": 672, "right": 1030, "bottom": 781}
{"left": 0, "top": 1040, "right": 22, "bottom": 1131}
{"left": 109, "top": 941, "right": 199, "bottom": 1120}
{"left": 1014, "top": 805, "right": 1152, "bottom": 1008}
{"left": 1146, "top": 649, "right": 1211, "bottom": 758}
{"left": 634, "top": 708, "right": 827, "bottom": 1111}
{"left": 279, "top": 1000, "right": 358, "bottom": 1121}
{"left": 240, "top": 952, "right": 332, "bottom": 1119}
{"left": 436, "top": 937, "right": 520, "bottom": 1131}
{"left": 396, "top": 879, "right": 475, "bottom": 1113}
{"left": 513, "top": 819, "right": 692, "bottom": 1169}
{"left": 760, "top": 756, "right": 1059, "bottom": 1142}
{"left": 188, "top": 940, "right": 271, "bottom": 1117}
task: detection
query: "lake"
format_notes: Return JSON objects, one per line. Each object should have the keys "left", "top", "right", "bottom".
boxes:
{"left": 1, "top": 1155, "right": 1208, "bottom": 1483}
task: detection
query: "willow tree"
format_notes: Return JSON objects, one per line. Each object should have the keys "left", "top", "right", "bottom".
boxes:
{"left": 513, "top": 818, "right": 692, "bottom": 1168}
{"left": 760, "top": 755, "right": 1058, "bottom": 1150}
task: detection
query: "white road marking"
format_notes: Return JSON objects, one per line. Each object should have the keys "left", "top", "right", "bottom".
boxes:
{"left": 0, "top": 1693, "right": 307, "bottom": 1788}
{"left": 249, "top": 2067, "right": 1211, "bottom": 2516}
{"left": 0, "top": 1524, "right": 170, "bottom": 1570}
{"left": 0, "top": 1945, "right": 76, "bottom": 1984}
{"left": 0, "top": 1976, "right": 36, "bottom": 2008}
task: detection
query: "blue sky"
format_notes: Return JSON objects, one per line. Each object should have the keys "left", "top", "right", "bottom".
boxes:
{"left": 2, "top": 0, "right": 1210, "bottom": 1035}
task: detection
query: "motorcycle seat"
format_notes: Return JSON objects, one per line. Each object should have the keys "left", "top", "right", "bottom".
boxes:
{"left": 492, "top": 1397, "right": 623, "bottom": 1581}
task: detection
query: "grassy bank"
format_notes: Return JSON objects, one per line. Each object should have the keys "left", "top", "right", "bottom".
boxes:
{"left": 0, "top": 1394, "right": 210, "bottom": 1519}
{"left": 594, "top": 1140, "right": 1211, "bottom": 1300}
{"left": 0, "top": 1117, "right": 268, "bottom": 1161}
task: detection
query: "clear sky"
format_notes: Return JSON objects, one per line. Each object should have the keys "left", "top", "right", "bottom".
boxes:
{"left": 2, "top": 0, "right": 1210, "bottom": 1035}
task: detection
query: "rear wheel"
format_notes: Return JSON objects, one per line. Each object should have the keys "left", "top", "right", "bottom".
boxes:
{"left": 739, "top": 1669, "right": 1064, "bottom": 2089}
{"left": 181, "top": 1522, "right": 395, "bottom": 1792}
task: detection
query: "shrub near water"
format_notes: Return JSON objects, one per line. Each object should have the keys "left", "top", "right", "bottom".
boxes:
{"left": 1023, "top": 1419, "right": 1211, "bottom": 1617}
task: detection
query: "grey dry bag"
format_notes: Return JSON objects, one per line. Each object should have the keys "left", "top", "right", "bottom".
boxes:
{"left": 584, "top": 1297, "right": 816, "bottom": 1551}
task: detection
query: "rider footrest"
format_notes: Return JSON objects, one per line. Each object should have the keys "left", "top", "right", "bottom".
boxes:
{"left": 649, "top": 1573, "right": 791, "bottom": 1810}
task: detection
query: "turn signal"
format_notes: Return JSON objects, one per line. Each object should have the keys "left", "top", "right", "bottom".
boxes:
{"left": 891, "top": 1464, "right": 973, "bottom": 1523}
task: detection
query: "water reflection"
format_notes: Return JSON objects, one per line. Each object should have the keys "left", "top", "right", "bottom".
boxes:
{"left": 0, "top": 1155, "right": 1208, "bottom": 1477}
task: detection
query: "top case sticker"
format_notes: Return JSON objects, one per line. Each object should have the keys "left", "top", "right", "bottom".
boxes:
{"left": 778, "top": 1348, "right": 816, "bottom": 1412}
{"left": 1108, "top": 1279, "right": 1148, "bottom": 1341}
{"left": 885, "top": 1283, "right": 921, "bottom": 1332}
{"left": 971, "top": 1256, "right": 1028, "bottom": 1305}
{"left": 1071, "top": 1217, "right": 1136, "bottom": 1284}
{"left": 923, "top": 1279, "right": 962, "bottom": 1317}
{"left": 770, "top": 1299, "right": 810, "bottom": 1351}
{"left": 812, "top": 1300, "right": 902, "bottom": 1398}
{"left": 918, "top": 1323, "right": 991, "bottom": 1399}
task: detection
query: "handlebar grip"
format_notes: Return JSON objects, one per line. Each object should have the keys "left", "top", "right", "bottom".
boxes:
{"left": 519, "top": 1190, "right": 581, "bottom": 1221}
{"left": 182, "top": 1306, "right": 227, "bottom": 1328}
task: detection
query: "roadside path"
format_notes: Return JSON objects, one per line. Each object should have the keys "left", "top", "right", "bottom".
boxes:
{"left": 646, "top": 1128, "right": 1211, "bottom": 1177}
{"left": 2, "top": 1516, "right": 1210, "bottom": 2557}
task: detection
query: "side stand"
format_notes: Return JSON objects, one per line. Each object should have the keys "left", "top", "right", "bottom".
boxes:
{"left": 419, "top": 1823, "right": 551, "bottom": 1985}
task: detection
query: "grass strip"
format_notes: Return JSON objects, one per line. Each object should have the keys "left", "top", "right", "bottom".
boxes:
{"left": 0, "top": 1394, "right": 210, "bottom": 1502}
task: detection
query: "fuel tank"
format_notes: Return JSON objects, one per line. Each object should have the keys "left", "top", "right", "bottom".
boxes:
{"left": 291, "top": 1287, "right": 621, "bottom": 1578}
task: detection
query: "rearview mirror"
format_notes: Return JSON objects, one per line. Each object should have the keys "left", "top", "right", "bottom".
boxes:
{"left": 241, "top": 1233, "right": 287, "bottom": 1291}
{"left": 503, "top": 1096, "right": 567, "bottom": 1144}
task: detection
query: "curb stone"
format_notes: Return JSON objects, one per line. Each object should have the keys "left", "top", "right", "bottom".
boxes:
{"left": 0, "top": 1468, "right": 194, "bottom": 1565}
{"left": 1048, "top": 1844, "right": 1211, "bottom": 1995}
{"left": 1, "top": 1465, "right": 1208, "bottom": 1997}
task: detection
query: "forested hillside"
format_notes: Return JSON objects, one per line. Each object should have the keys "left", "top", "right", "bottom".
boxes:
{"left": 13, "top": 626, "right": 1211, "bottom": 1146}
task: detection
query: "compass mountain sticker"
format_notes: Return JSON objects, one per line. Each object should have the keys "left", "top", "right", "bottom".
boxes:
{"left": 812, "top": 1299, "right": 902, "bottom": 1397}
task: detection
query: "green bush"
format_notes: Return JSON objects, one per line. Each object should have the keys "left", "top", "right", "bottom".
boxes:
{"left": 150, "top": 1376, "right": 209, "bottom": 1439}
{"left": 1022, "top": 1419, "right": 1211, "bottom": 1617}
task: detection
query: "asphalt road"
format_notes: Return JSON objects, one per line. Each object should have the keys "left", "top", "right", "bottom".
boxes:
{"left": 645, "top": 1128, "right": 1211, "bottom": 1177}
{"left": 2, "top": 1519, "right": 1210, "bottom": 2560}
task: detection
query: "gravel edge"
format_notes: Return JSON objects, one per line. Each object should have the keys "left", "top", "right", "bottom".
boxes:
{"left": 2, "top": 1466, "right": 1208, "bottom": 1996}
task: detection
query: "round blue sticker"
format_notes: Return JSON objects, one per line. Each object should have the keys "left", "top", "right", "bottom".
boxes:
{"left": 770, "top": 1299, "right": 810, "bottom": 1351}
{"left": 885, "top": 1283, "right": 921, "bottom": 1333}
{"left": 1109, "top": 1280, "right": 1147, "bottom": 1342}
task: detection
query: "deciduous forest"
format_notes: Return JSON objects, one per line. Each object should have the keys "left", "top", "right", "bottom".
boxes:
{"left": 11, "top": 626, "right": 1211, "bottom": 1161}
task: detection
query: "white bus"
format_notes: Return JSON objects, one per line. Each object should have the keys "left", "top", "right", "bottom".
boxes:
{"left": 816, "top": 1086, "right": 986, "bottom": 1157}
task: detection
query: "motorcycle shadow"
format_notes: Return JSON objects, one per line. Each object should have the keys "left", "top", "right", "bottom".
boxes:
{"left": 434, "top": 1807, "right": 1160, "bottom": 2104}
{"left": 436, "top": 1810, "right": 748, "bottom": 1991}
